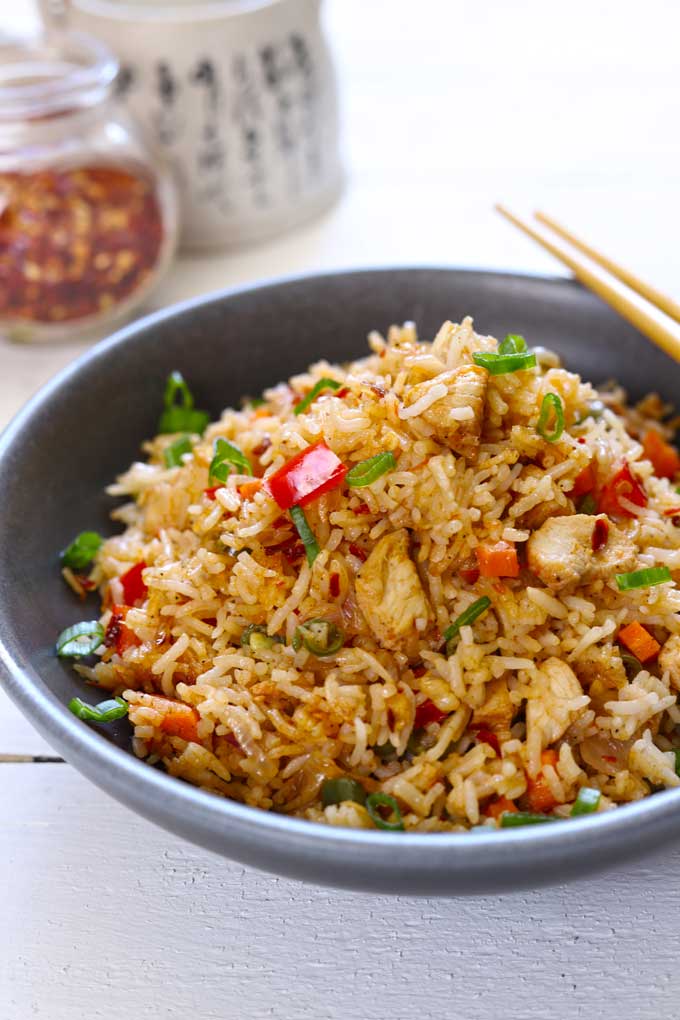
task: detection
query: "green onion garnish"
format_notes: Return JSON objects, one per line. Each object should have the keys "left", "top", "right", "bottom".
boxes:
{"left": 246, "top": 396, "right": 266, "bottom": 409}
{"left": 570, "top": 787, "right": 601, "bottom": 816}
{"left": 472, "top": 350, "right": 537, "bottom": 375}
{"left": 158, "top": 371, "right": 210, "bottom": 435}
{"left": 60, "top": 531, "right": 103, "bottom": 570}
{"left": 209, "top": 437, "right": 253, "bottom": 484}
{"left": 498, "top": 333, "right": 527, "bottom": 355}
{"left": 241, "top": 624, "right": 276, "bottom": 651}
{"left": 621, "top": 651, "right": 642, "bottom": 680}
{"left": 321, "top": 777, "right": 366, "bottom": 807}
{"left": 289, "top": 505, "right": 320, "bottom": 566}
{"left": 500, "top": 811, "right": 557, "bottom": 827}
{"left": 294, "top": 378, "right": 342, "bottom": 416}
{"left": 577, "top": 492, "right": 597, "bottom": 514}
{"left": 536, "top": 392, "right": 565, "bottom": 443}
{"left": 615, "top": 566, "right": 672, "bottom": 591}
{"left": 347, "top": 451, "right": 397, "bottom": 488}
{"left": 443, "top": 596, "right": 491, "bottom": 655}
{"left": 293, "top": 618, "right": 345, "bottom": 656}
{"left": 68, "top": 695, "right": 128, "bottom": 723}
{"left": 164, "top": 434, "right": 193, "bottom": 469}
{"left": 674, "top": 749, "right": 680, "bottom": 778}
{"left": 56, "top": 621, "right": 105, "bottom": 658}
{"left": 366, "top": 792, "right": 405, "bottom": 832}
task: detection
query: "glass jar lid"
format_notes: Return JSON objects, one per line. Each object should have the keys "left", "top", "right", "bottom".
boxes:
{"left": 0, "top": 32, "right": 118, "bottom": 122}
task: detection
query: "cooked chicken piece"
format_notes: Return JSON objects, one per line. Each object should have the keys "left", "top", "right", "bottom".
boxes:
{"left": 355, "top": 529, "right": 432, "bottom": 658}
{"left": 526, "top": 657, "right": 588, "bottom": 753}
{"left": 402, "top": 364, "right": 488, "bottom": 459}
{"left": 471, "top": 676, "right": 513, "bottom": 735}
{"left": 659, "top": 634, "right": 680, "bottom": 691}
{"left": 527, "top": 513, "right": 637, "bottom": 591}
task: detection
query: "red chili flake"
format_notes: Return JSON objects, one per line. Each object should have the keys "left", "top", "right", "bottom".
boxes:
{"left": 348, "top": 542, "right": 367, "bottom": 562}
{"left": 577, "top": 437, "right": 586, "bottom": 445}
{"left": 412, "top": 665, "right": 427, "bottom": 678}
{"left": 203, "top": 617, "right": 217, "bottom": 627}
{"left": 459, "top": 567, "right": 480, "bottom": 585}
{"left": 473, "top": 728, "right": 502, "bottom": 757}
{"left": 664, "top": 507, "right": 680, "bottom": 517}
{"left": 337, "top": 387, "right": 350, "bottom": 399}
{"left": 266, "top": 535, "right": 305, "bottom": 563}
{"left": 120, "top": 561, "right": 147, "bottom": 606}
{"left": 602, "top": 755, "right": 618, "bottom": 763}
{"left": 329, "top": 572, "right": 340, "bottom": 598}
{"left": 353, "top": 503, "right": 371, "bottom": 516}
{"left": 0, "top": 166, "right": 164, "bottom": 325}
{"left": 414, "top": 699, "right": 448, "bottom": 728}
{"left": 104, "top": 604, "right": 139, "bottom": 656}
{"left": 592, "top": 517, "right": 609, "bottom": 552}
{"left": 204, "top": 485, "right": 222, "bottom": 501}
{"left": 75, "top": 574, "right": 96, "bottom": 591}
{"left": 370, "top": 383, "right": 386, "bottom": 398}
{"left": 252, "top": 437, "right": 272, "bottom": 457}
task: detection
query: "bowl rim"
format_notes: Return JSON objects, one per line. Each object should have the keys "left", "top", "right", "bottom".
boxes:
{"left": 2, "top": 265, "right": 680, "bottom": 875}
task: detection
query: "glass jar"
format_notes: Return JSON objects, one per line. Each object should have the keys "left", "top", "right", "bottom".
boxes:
{"left": 0, "top": 32, "right": 178, "bottom": 341}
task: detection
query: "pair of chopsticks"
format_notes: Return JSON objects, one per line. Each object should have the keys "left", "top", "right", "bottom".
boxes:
{"left": 496, "top": 204, "right": 680, "bottom": 363}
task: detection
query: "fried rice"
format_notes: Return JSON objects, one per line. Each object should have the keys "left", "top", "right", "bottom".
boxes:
{"left": 65, "top": 316, "right": 680, "bottom": 832}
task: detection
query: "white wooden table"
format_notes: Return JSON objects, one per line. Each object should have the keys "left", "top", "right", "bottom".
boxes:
{"left": 3, "top": 2, "right": 680, "bottom": 1017}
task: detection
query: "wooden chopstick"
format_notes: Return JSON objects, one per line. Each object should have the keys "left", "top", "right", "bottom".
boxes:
{"left": 495, "top": 203, "right": 680, "bottom": 364}
{"left": 534, "top": 211, "right": 680, "bottom": 325}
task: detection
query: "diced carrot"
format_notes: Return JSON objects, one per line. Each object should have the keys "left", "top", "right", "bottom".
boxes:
{"left": 252, "top": 406, "right": 270, "bottom": 419}
{"left": 618, "top": 621, "right": 660, "bottom": 663}
{"left": 643, "top": 430, "right": 680, "bottom": 480}
{"left": 476, "top": 541, "right": 520, "bottom": 578}
{"left": 155, "top": 698, "right": 200, "bottom": 743}
{"left": 598, "top": 462, "right": 647, "bottom": 518}
{"left": 238, "top": 479, "right": 263, "bottom": 500}
{"left": 485, "top": 795, "right": 518, "bottom": 820}
{"left": 526, "top": 749, "right": 560, "bottom": 813}
{"left": 570, "top": 463, "right": 596, "bottom": 498}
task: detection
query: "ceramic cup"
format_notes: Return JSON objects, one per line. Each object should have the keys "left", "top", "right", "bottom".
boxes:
{"left": 39, "top": 0, "right": 343, "bottom": 250}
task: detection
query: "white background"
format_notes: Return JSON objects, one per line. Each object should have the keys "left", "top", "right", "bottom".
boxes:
{"left": 2, "top": 2, "right": 680, "bottom": 1017}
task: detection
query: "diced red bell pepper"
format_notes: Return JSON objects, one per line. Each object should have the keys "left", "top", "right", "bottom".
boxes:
{"left": 473, "top": 728, "right": 502, "bottom": 757}
{"left": 104, "top": 604, "right": 140, "bottom": 657}
{"left": 598, "top": 462, "right": 647, "bottom": 518}
{"left": 264, "top": 441, "right": 347, "bottom": 510}
{"left": 570, "top": 462, "right": 596, "bottom": 498}
{"left": 204, "top": 484, "right": 222, "bottom": 501}
{"left": 414, "top": 699, "right": 448, "bottom": 728}
{"left": 642, "top": 430, "right": 680, "bottom": 479}
{"left": 120, "top": 561, "right": 148, "bottom": 606}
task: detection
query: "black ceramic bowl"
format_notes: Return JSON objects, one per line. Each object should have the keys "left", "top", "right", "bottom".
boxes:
{"left": 2, "top": 267, "right": 680, "bottom": 896}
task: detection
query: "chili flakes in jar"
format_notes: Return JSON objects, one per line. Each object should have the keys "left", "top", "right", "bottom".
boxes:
{"left": 0, "top": 165, "right": 164, "bottom": 325}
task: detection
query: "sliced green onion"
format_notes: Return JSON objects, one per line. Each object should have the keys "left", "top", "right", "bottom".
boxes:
{"left": 615, "top": 566, "right": 672, "bottom": 591}
{"left": 366, "top": 792, "right": 404, "bottom": 831}
{"left": 500, "top": 811, "right": 557, "bottom": 827}
{"left": 158, "top": 371, "right": 210, "bottom": 435}
{"left": 570, "top": 787, "right": 601, "bottom": 816}
{"left": 294, "top": 378, "right": 342, "bottom": 416}
{"left": 347, "top": 452, "right": 397, "bottom": 488}
{"left": 674, "top": 749, "right": 680, "bottom": 778}
{"left": 294, "top": 618, "right": 344, "bottom": 656}
{"left": 443, "top": 596, "right": 491, "bottom": 655}
{"left": 498, "top": 333, "right": 527, "bottom": 355}
{"left": 246, "top": 395, "right": 266, "bottom": 409}
{"left": 374, "top": 741, "right": 397, "bottom": 761}
{"left": 209, "top": 437, "right": 253, "bottom": 484}
{"left": 472, "top": 351, "right": 537, "bottom": 375}
{"left": 60, "top": 531, "right": 102, "bottom": 570}
{"left": 321, "top": 777, "right": 366, "bottom": 807}
{"left": 577, "top": 492, "right": 597, "bottom": 515}
{"left": 56, "top": 621, "right": 105, "bottom": 658}
{"left": 536, "top": 392, "right": 564, "bottom": 443}
{"left": 164, "top": 434, "right": 193, "bottom": 468}
{"left": 241, "top": 624, "right": 276, "bottom": 651}
{"left": 621, "top": 651, "right": 642, "bottom": 680}
{"left": 289, "top": 505, "right": 320, "bottom": 566}
{"left": 68, "top": 695, "right": 127, "bottom": 723}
